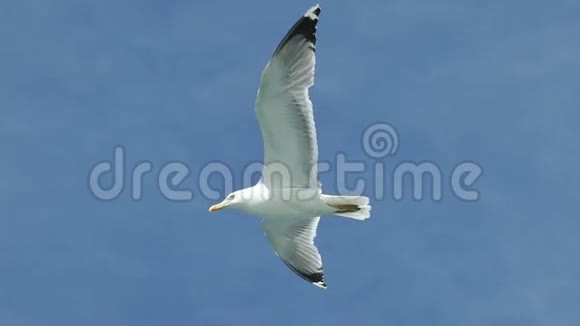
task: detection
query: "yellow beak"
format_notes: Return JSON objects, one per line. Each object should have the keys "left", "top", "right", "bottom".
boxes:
{"left": 209, "top": 202, "right": 226, "bottom": 212}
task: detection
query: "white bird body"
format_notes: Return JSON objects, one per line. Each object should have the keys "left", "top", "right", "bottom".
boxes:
{"left": 232, "top": 184, "right": 334, "bottom": 219}
{"left": 209, "top": 4, "right": 371, "bottom": 289}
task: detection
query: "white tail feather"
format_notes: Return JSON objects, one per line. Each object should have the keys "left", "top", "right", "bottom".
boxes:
{"left": 321, "top": 195, "right": 371, "bottom": 220}
{"left": 334, "top": 205, "right": 371, "bottom": 220}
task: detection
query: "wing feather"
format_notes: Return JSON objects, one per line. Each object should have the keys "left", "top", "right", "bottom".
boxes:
{"left": 262, "top": 216, "right": 326, "bottom": 288}
{"left": 255, "top": 5, "right": 321, "bottom": 189}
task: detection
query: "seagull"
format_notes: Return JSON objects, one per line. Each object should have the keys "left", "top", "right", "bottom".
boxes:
{"left": 209, "top": 4, "right": 371, "bottom": 289}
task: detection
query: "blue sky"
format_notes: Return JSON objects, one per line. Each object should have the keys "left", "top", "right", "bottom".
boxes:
{"left": 1, "top": 0, "right": 579, "bottom": 325}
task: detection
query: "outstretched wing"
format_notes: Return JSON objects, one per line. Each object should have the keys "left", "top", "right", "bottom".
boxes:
{"left": 255, "top": 5, "right": 321, "bottom": 189}
{"left": 262, "top": 216, "right": 326, "bottom": 289}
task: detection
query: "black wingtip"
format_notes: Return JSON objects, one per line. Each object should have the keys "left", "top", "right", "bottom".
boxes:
{"left": 281, "top": 259, "right": 327, "bottom": 289}
{"left": 314, "top": 280, "right": 327, "bottom": 289}
{"left": 305, "top": 271, "right": 325, "bottom": 284}
{"left": 305, "top": 271, "right": 327, "bottom": 289}
{"left": 307, "top": 5, "right": 322, "bottom": 19}
{"left": 272, "top": 5, "right": 321, "bottom": 57}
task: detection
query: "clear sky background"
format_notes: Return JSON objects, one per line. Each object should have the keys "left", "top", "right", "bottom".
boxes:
{"left": 1, "top": 0, "right": 579, "bottom": 325}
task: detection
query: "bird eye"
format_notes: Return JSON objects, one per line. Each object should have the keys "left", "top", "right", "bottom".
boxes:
{"left": 228, "top": 194, "right": 235, "bottom": 200}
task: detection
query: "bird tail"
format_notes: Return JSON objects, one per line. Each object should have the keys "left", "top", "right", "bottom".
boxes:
{"left": 321, "top": 195, "right": 371, "bottom": 220}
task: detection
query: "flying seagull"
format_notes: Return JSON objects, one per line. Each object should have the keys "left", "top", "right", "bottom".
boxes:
{"left": 209, "top": 4, "right": 371, "bottom": 289}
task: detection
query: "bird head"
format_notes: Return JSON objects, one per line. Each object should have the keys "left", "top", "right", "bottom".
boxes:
{"left": 208, "top": 190, "right": 242, "bottom": 212}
